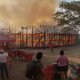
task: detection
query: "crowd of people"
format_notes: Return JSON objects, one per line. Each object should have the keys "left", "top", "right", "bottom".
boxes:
{"left": 0, "top": 49, "right": 80, "bottom": 80}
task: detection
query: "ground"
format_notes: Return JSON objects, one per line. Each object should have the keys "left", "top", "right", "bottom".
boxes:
{"left": 0, "top": 45, "right": 80, "bottom": 80}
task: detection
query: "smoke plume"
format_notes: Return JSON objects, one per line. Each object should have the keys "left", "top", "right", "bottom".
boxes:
{"left": 0, "top": 0, "right": 58, "bottom": 28}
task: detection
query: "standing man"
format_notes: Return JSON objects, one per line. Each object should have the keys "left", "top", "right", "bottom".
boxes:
{"left": 49, "top": 42, "right": 54, "bottom": 52}
{"left": 25, "top": 52, "right": 43, "bottom": 80}
{"left": 0, "top": 49, "right": 9, "bottom": 80}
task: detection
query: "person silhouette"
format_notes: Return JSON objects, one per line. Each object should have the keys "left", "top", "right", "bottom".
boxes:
{"left": 0, "top": 49, "right": 9, "bottom": 80}
{"left": 25, "top": 52, "right": 43, "bottom": 80}
{"left": 56, "top": 50, "right": 69, "bottom": 80}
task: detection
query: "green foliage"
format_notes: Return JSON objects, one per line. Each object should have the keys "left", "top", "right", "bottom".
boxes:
{"left": 60, "top": 1, "right": 80, "bottom": 14}
{"left": 54, "top": 1, "right": 80, "bottom": 32}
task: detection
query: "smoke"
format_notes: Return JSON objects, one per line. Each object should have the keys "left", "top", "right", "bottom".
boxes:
{"left": 0, "top": 0, "right": 58, "bottom": 28}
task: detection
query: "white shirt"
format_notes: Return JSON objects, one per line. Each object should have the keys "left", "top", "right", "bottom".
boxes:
{"left": 0, "top": 52, "right": 8, "bottom": 63}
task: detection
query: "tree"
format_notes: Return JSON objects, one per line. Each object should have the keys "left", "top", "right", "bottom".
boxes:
{"left": 54, "top": 1, "right": 80, "bottom": 33}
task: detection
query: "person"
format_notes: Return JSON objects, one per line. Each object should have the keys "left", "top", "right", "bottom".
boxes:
{"left": 49, "top": 42, "right": 54, "bottom": 52}
{"left": 25, "top": 52, "right": 43, "bottom": 80}
{"left": 68, "top": 64, "right": 78, "bottom": 80}
{"left": 0, "top": 49, "right": 9, "bottom": 80}
{"left": 56, "top": 50, "right": 69, "bottom": 80}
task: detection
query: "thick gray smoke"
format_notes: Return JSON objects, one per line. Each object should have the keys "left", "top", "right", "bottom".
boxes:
{"left": 0, "top": 0, "right": 58, "bottom": 29}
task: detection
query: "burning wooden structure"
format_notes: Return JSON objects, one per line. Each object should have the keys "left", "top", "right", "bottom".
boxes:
{"left": 0, "top": 26, "right": 78, "bottom": 49}
{"left": 9, "top": 26, "right": 77, "bottom": 48}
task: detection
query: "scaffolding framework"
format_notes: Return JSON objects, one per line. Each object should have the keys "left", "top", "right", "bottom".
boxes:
{"left": 0, "top": 26, "right": 78, "bottom": 49}
{"left": 9, "top": 26, "right": 78, "bottom": 48}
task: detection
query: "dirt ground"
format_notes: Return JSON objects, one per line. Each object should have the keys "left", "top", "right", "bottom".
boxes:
{"left": 0, "top": 45, "right": 80, "bottom": 80}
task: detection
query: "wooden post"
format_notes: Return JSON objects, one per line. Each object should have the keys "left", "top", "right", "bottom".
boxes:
{"left": 32, "top": 26, "right": 33, "bottom": 48}
{"left": 43, "top": 29, "right": 46, "bottom": 48}
{"left": 26, "top": 27, "right": 28, "bottom": 47}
